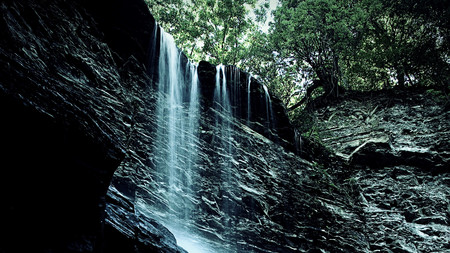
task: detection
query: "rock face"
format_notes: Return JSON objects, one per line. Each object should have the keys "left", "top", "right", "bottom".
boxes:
{"left": 0, "top": 0, "right": 304, "bottom": 251}
{"left": 1, "top": 0, "right": 125, "bottom": 251}
{"left": 107, "top": 28, "right": 343, "bottom": 252}
{"left": 0, "top": 0, "right": 180, "bottom": 251}
{"left": 312, "top": 88, "right": 450, "bottom": 252}
{"left": 1, "top": 0, "right": 448, "bottom": 252}
{"left": 314, "top": 89, "right": 449, "bottom": 170}
{"left": 197, "top": 61, "right": 297, "bottom": 151}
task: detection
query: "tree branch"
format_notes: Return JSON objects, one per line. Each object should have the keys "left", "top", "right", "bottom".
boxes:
{"left": 287, "top": 80, "right": 321, "bottom": 112}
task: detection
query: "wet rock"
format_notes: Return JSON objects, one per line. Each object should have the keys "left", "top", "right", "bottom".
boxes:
{"left": 112, "top": 86, "right": 370, "bottom": 252}
{"left": 315, "top": 89, "right": 449, "bottom": 171}
{"left": 313, "top": 88, "right": 450, "bottom": 252}
{"left": 104, "top": 185, "right": 188, "bottom": 253}
{"left": 197, "top": 62, "right": 297, "bottom": 151}
{"left": 0, "top": 0, "right": 176, "bottom": 252}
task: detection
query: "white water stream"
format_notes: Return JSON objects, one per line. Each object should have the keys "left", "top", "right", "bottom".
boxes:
{"left": 139, "top": 26, "right": 277, "bottom": 253}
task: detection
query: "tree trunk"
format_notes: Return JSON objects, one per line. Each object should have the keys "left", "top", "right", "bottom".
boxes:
{"left": 317, "top": 67, "right": 339, "bottom": 98}
{"left": 322, "top": 78, "right": 338, "bottom": 97}
{"left": 287, "top": 80, "right": 321, "bottom": 112}
{"left": 396, "top": 65, "right": 405, "bottom": 87}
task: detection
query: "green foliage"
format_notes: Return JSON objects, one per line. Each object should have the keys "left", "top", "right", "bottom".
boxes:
{"left": 271, "top": 0, "right": 366, "bottom": 97}
{"left": 291, "top": 108, "right": 316, "bottom": 133}
{"left": 353, "top": 0, "right": 450, "bottom": 88}
{"left": 145, "top": 0, "right": 267, "bottom": 66}
{"left": 264, "top": 0, "right": 449, "bottom": 117}
{"left": 145, "top": 0, "right": 449, "bottom": 126}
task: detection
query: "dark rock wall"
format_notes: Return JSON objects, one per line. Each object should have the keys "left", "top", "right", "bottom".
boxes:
{"left": 0, "top": 0, "right": 155, "bottom": 251}
{"left": 313, "top": 89, "right": 450, "bottom": 252}
{"left": 0, "top": 0, "right": 299, "bottom": 252}
{"left": 106, "top": 28, "right": 364, "bottom": 252}
{"left": 197, "top": 61, "right": 296, "bottom": 151}
{"left": 109, "top": 80, "right": 368, "bottom": 252}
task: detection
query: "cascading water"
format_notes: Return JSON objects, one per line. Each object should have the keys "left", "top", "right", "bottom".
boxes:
{"left": 154, "top": 30, "right": 197, "bottom": 218}
{"left": 214, "top": 65, "right": 232, "bottom": 116}
{"left": 247, "top": 74, "right": 252, "bottom": 124}
{"left": 139, "top": 28, "right": 215, "bottom": 253}
{"left": 213, "top": 64, "right": 233, "bottom": 191}
{"left": 262, "top": 84, "right": 274, "bottom": 129}
{"left": 212, "top": 64, "right": 238, "bottom": 250}
{"left": 139, "top": 27, "right": 279, "bottom": 252}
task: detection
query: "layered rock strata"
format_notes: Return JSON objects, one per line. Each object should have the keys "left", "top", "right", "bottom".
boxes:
{"left": 313, "top": 88, "right": 450, "bottom": 252}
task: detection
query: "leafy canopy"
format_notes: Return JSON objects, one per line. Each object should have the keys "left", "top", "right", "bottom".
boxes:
{"left": 145, "top": 0, "right": 449, "bottom": 124}
{"left": 268, "top": 0, "right": 449, "bottom": 114}
{"left": 145, "top": 0, "right": 269, "bottom": 66}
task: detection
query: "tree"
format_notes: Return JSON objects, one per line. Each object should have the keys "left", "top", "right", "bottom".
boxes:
{"left": 270, "top": 0, "right": 366, "bottom": 111}
{"left": 358, "top": 0, "right": 450, "bottom": 87}
{"left": 145, "top": 0, "right": 449, "bottom": 118}
{"left": 145, "top": 0, "right": 265, "bottom": 66}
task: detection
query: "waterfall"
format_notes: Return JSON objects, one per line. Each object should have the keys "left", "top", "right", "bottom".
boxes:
{"left": 213, "top": 64, "right": 233, "bottom": 174}
{"left": 213, "top": 65, "right": 236, "bottom": 231}
{"left": 155, "top": 29, "right": 195, "bottom": 216}
{"left": 262, "top": 84, "right": 274, "bottom": 129}
{"left": 146, "top": 28, "right": 212, "bottom": 252}
{"left": 247, "top": 74, "right": 252, "bottom": 124}
{"left": 140, "top": 28, "right": 279, "bottom": 252}
{"left": 214, "top": 65, "right": 231, "bottom": 114}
